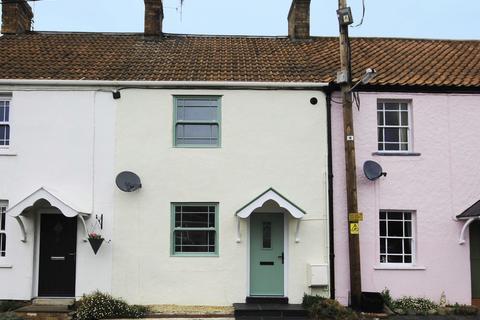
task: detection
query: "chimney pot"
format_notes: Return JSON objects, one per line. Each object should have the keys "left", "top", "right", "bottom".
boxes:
{"left": 144, "top": 0, "right": 164, "bottom": 37}
{"left": 288, "top": 0, "right": 311, "bottom": 40}
{"left": 1, "top": 0, "right": 34, "bottom": 34}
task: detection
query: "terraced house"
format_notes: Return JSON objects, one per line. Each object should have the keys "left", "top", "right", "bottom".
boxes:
{"left": 1, "top": 0, "right": 480, "bottom": 310}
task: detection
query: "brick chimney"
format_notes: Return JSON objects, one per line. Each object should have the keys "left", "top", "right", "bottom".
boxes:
{"left": 1, "top": 0, "right": 33, "bottom": 34}
{"left": 144, "top": 0, "right": 164, "bottom": 37}
{"left": 288, "top": 0, "right": 311, "bottom": 40}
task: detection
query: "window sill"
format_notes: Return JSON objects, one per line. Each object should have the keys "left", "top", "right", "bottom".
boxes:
{"left": 372, "top": 152, "right": 421, "bottom": 157}
{"left": 374, "top": 265, "right": 426, "bottom": 270}
{"left": 171, "top": 253, "right": 219, "bottom": 257}
{"left": 0, "top": 264, "right": 13, "bottom": 269}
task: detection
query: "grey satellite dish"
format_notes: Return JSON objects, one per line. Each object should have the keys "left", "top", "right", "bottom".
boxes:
{"left": 363, "top": 161, "right": 387, "bottom": 181}
{"left": 116, "top": 171, "right": 142, "bottom": 192}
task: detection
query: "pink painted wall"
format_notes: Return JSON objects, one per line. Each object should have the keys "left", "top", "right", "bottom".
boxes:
{"left": 331, "top": 92, "right": 480, "bottom": 305}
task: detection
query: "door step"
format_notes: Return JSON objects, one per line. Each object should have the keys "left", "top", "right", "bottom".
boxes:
{"left": 233, "top": 303, "right": 306, "bottom": 320}
{"left": 15, "top": 304, "right": 74, "bottom": 320}
{"left": 245, "top": 297, "right": 288, "bottom": 304}
{"left": 32, "top": 298, "right": 75, "bottom": 306}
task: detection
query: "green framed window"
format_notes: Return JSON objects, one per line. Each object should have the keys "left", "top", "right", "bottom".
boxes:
{"left": 171, "top": 203, "right": 219, "bottom": 256}
{"left": 173, "top": 96, "right": 221, "bottom": 147}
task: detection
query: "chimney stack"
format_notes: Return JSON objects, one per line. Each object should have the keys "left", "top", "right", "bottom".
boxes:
{"left": 144, "top": 0, "right": 164, "bottom": 37}
{"left": 1, "top": 0, "right": 33, "bottom": 35}
{"left": 288, "top": 0, "right": 311, "bottom": 40}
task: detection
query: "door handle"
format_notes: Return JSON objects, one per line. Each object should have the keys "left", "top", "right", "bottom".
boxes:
{"left": 50, "top": 256, "right": 65, "bottom": 261}
{"left": 277, "top": 252, "right": 284, "bottom": 264}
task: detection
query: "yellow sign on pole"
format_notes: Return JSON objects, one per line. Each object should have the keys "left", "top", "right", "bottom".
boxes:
{"left": 350, "top": 223, "right": 360, "bottom": 234}
{"left": 349, "top": 212, "right": 363, "bottom": 222}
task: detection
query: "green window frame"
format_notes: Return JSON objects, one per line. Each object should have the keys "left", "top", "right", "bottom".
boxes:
{"left": 173, "top": 96, "right": 222, "bottom": 147}
{"left": 171, "top": 203, "right": 219, "bottom": 256}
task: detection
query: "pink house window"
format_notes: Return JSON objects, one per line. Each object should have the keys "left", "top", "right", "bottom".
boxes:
{"left": 377, "top": 101, "right": 411, "bottom": 152}
{"left": 379, "top": 210, "right": 415, "bottom": 264}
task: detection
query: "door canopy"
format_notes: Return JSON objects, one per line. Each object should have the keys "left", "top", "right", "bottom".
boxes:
{"left": 7, "top": 187, "right": 90, "bottom": 218}
{"left": 457, "top": 199, "right": 480, "bottom": 244}
{"left": 236, "top": 188, "right": 306, "bottom": 219}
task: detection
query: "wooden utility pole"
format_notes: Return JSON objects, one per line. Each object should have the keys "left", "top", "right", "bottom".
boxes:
{"left": 338, "top": 0, "right": 362, "bottom": 310}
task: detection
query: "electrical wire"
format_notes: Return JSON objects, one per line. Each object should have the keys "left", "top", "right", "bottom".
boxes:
{"left": 351, "top": 0, "right": 365, "bottom": 28}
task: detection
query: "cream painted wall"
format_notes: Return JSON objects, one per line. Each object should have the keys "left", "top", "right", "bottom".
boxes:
{"left": 113, "top": 89, "right": 329, "bottom": 305}
{"left": 0, "top": 90, "right": 115, "bottom": 300}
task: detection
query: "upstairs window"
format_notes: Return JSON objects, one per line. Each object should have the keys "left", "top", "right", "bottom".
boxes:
{"left": 174, "top": 97, "right": 221, "bottom": 147}
{"left": 379, "top": 210, "right": 415, "bottom": 264}
{"left": 377, "top": 101, "right": 410, "bottom": 152}
{"left": 0, "top": 98, "right": 10, "bottom": 147}
{"left": 0, "top": 201, "right": 7, "bottom": 257}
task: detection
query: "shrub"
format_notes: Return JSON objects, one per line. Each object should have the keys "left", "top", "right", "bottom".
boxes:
{"left": 391, "top": 296, "right": 437, "bottom": 315}
{"left": 74, "top": 291, "right": 148, "bottom": 320}
{"left": 380, "top": 288, "right": 393, "bottom": 310}
{"left": 307, "top": 298, "right": 358, "bottom": 320}
{"left": 0, "top": 301, "right": 26, "bottom": 313}
{"left": 0, "top": 312, "right": 23, "bottom": 320}
{"left": 302, "top": 294, "right": 326, "bottom": 309}
{"left": 447, "top": 303, "right": 478, "bottom": 316}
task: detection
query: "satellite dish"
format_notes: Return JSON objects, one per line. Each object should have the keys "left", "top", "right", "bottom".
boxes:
{"left": 363, "top": 161, "right": 387, "bottom": 181}
{"left": 116, "top": 171, "right": 142, "bottom": 192}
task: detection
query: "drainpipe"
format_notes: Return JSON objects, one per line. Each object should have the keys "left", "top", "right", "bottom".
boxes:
{"left": 326, "top": 90, "right": 335, "bottom": 300}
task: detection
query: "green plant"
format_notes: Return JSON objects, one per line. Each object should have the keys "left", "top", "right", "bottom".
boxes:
{"left": 0, "top": 312, "right": 24, "bottom": 320}
{"left": 447, "top": 303, "right": 478, "bottom": 316}
{"left": 0, "top": 301, "right": 27, "bottom": 313}
{"left": 380, "top": 288, "right": 393, "bottom": 310}
{"left": 307, "top": 298, "right": 358, "bottom": 320}
{"left": 74, "top": 291, "right": 148, "bottom": 320}
{"left": 302, "top": 294, "right": 326, "bottom": 309}
{"left": 391, "top": 296, "right": 437, "bottom": 315}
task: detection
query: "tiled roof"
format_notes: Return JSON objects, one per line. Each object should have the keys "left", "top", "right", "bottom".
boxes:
{"left": 0, "top": 32, "right": 479, "bottom": 88}
{"left": 457, "top": 199, "right": 480, "bottom": 219}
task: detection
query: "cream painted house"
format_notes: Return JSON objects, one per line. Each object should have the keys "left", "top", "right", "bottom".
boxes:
{"left": 0, "top": 0, "right": 333, "bottom": 306}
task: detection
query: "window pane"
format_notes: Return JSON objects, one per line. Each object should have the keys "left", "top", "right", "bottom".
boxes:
{"left": 0, "top": 107, "right": 4, "bottom": 122}
{"left": 401, "top": 111, "right": 408, "bottom": 125}
{"left": 377, "top": 112, "right": 384, "bottom": 125}
{"left": 0, "top": 209, "right": 5, "bottom": 230}
{"left": 404, "top": 255, "right": 412, "bottom": 263}
{"left": 400, "top": 143, "right": 408, "bottom": 151}
{"left": 175, "top": 205, "right": 215, "bottom": 228}
{"left": 377, "top": 102, "right": 384, "bottom": 111}
{"left": 0, "top": 125, "right": 9, "bottom": 145}
{"left": 400, "top": 128, "right": 408, "bottom": 143}
{"left": 178, "top": 106, "right": 217, "bottom": 121}
{"left": 176, "top": 124, "right": 219, "bottom": 145}
{"left": 388, "top": 212, "right": 403, "bottom": 220}
{"left": 380, "top": 238, "right": 386, "bottom": 253}
{"left": 385, "top": 102, "right": 400, "bottom": 111}
{"left": 174, "top": 230, "right": 215, "bottom": 253}
{"left": 387, "top": 239, "right": 402, "bottom": 254}
{"left": 380, "top": 221, "right": 386, "bottom": 236}
{"left": 387, "top": 255, "right": 402, "bottom": 263}
{"left": 380, "top": 211, "right": 386, "bottom": 219}
{"left": 384, "top": 128, "right": 399, "bottom": 142}
{"left": 378, "top": 143, "right": 384, "bottom": 151}
{"left": 377, "top": 128, "right": 384, "bottom": 142}
{"left": 404, "top": 221, "right": 412, "bottom": 237}
{"left": 380, "top": 255, "right": 386, "bottom": 263}
{"left": 385, "top": 143, "right": 400, "bottom": 151}
{"left": 400, "top": 103, "right": 408, "bottom": 111}
{"left": 404, "top": 239, "right": 412, "bottom": 254}
{"left": 385, "top": 111, "right": 399, "bottom": 126}
{"left": 263, "top": 222, "right": 272, "bottom": 249}
{"left": 404, "top": 212, "right": 412, "bottom": 220}
{"left": 388, "top": 221, "right": 403, "bottom": 237}
{"left": 0, "top": 233, "right": 5, "bottom": 256}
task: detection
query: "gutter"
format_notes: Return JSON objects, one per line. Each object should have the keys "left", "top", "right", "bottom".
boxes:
{"left": 0, "top": 79, "right": 329, "bottom": 90}
{"left": 325, "top": 90, "right": 335, "bottom": 300}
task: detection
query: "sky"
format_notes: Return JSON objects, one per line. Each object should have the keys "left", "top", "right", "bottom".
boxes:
{"left": 6, "top": 0, "right": 480, "bottom": 40}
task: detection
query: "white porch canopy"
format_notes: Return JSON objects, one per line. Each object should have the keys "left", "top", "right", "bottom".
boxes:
{"left": 6, "top": 187, "right": 91, "bottom": 242}
{"left": 235, "top": 188, "right": 306, "bottom": 242}
{"left": 456, "top": 199, "right": 480, "bottom": 244}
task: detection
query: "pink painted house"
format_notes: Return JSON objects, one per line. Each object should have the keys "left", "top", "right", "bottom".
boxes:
{"left": 330, "top": 38, "right": 480, "bottom": 306}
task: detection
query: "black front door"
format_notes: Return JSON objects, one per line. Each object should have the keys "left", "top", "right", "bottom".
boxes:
{"left": 38, "top": 214, "right": 77, "bottom": 297}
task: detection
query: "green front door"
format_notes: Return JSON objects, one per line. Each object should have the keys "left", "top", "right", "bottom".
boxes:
{"left": 470, "top": 222, "right": 480, "bottom": 303}
{"left": 250, "top": 213, "right": 284, "bottom": 296}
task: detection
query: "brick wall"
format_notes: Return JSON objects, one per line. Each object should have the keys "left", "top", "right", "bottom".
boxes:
{"left": 288, "top": 0, "right": 311, "bottom": 39}
{"left": 1, "top": 0, "right": 33, "bottom": 34}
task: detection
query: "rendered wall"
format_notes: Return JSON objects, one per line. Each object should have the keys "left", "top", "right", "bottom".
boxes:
{"left": 113, "top": 89, "right": 330, "bottom": 305}
{"left": 332, "top": 92, "right": 479, "bottom": 305}
{"left": 0, "top": 90, "right": 115, "bottom": 300}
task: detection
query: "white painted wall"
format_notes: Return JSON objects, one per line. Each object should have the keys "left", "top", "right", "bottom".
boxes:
{"left": 112, "top": 89, "right": 330, "bottom": 305}
{"left": 0, "top": 90, "right": 115, "bottom": 300}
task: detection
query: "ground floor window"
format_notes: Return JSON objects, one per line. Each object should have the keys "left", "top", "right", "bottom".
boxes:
{"left": 379, "top": 210, "right": 414, "bottom": 264}
{"left": 0, "top": 201, "right": 7, "bottom": 257}
{"left": 171, "top": 203, "right": 218, "bottom": 256}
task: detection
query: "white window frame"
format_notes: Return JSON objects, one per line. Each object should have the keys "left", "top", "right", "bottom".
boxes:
{"left": 379, "top": 210, "right": 416, "bottom": 265}
{"left": 377, "top": 100, "right": 412, "bottom": 153}
{"left": 0, "top": 201, "right": 8, "bottom": 258}
{"left": 0, "top": 97, "right": 11, "bottom": 149}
